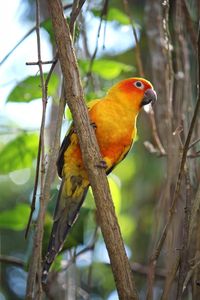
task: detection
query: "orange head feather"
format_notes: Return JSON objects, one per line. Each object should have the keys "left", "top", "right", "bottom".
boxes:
{"left": 107, "top": 77, "right": 157, "bottom": 111}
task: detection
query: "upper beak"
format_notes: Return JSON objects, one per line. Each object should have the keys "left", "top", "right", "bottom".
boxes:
{"left": 141, "top": 89, "right": 157, "bottom": 107}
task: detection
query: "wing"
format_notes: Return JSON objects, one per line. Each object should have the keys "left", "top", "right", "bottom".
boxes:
{"left": 56, "top": 124, "right": 74, "bottom": 178}
{"left": 57, "top": 99, "right": 101, "bottom": 178}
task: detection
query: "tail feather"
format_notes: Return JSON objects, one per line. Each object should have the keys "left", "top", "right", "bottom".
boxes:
{"left": 42, "top": 176, "right": 89, "bottom": 284}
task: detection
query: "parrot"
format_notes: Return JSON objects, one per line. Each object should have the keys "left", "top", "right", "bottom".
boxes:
{"left": 42, "top": 77, "right": 157, "bottom": 283}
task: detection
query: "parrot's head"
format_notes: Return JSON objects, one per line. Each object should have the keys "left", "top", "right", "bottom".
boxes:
{"left": 108, "top": 77, "right": 157, "bottom": 110}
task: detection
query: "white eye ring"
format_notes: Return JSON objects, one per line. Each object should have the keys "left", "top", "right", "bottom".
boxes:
{"left": 134, "top": 81, "right": 144, "bottom": 89}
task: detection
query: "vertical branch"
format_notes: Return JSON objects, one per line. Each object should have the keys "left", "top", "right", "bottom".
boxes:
{"left": 176, "top": 170, "right": 191, "bottom": 299}
{"left": 26, "top": 87, "right": 66, "bottom": 300}
{"left": 26, "top": 1, "right": 48, "bottom": 298}
{"left": 46, "top": 0, "right": 139, "bottom": 299}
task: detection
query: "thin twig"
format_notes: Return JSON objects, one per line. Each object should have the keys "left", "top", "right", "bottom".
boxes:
{"left": 60, "top": 226, "right": 99, "bottom": 273}
{"left": 25, "top": 0, "right": 47, "bottom": 298}
{"left": 45, "top": 54, "right": 58, "bottom": 91}
{"left": 0, "top": 4, "right": 73, "bottom": 67}
{"left": 69, "top": 0, "right": 86, "bottom": 36}
{"left": 122, "top": 0, "right": 144, "bottom": 77}
{"left": 0, "top": 27, "right": 36, "bottom": 66}
{"left": 176, "top": 169, "right": 192, "bottom": 299}
{"left": 188, "top": 137, "right": 200, "bottom": 149}
{"left": 87, "top": 0, "right": 109, "bottom": 77}
{"left": 26, "top": 60, "right": 56, "bottom": 65}
{"left": 25, "top": 1, "right": 48, "bottom": 239}
{"left": 183, "top": 255, "right": 200, "bottom": 292}
{"left": 0, "top": 255, "right": 25, "bottom": 268}
{"left": 85, "top": 226, "right": 98, "bottom": 299}
{"left": 25, "top": 32, "right": 58, "bottom": 241}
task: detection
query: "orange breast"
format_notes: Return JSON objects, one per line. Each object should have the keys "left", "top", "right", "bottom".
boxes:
{"left": 89, "top": 99, "right": 135, "bottom": 166}
{"left": 64, "top": 97, "right": 136, "bottom": 173}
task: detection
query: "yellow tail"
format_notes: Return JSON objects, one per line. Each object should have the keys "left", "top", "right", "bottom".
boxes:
{"left": 42, "top": 176, "right": 89, "bottom": 284}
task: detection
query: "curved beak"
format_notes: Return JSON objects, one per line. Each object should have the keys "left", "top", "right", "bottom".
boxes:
{"left": 141, "top": 89, "right": 157, "bottom": 107}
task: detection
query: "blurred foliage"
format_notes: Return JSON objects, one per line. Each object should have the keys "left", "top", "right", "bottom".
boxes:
{"left": 0, "top": 203, "right": 30, "bottom": 230}
{"left": 92, "top": 7, "right": 130, "bottom": 25}
{"left": 7, "top": 74, "right": 59, "bottom": 102}
{"left": 79, "top": 59, "right": 134, "bottom": 80}
{"left": 0, "top": 133, "right": 38, "bottom": 174}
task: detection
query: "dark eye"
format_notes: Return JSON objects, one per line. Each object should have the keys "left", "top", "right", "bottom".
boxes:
{"left": 134, "top": 81, "right": 144, "bottom": 89}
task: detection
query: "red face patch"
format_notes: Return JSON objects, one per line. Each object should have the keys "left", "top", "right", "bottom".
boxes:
{"left": 118, "top": 78, "right": 153, "bottom": 94}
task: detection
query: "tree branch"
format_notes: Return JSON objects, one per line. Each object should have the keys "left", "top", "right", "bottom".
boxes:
{"left": 25, "top": 1, "right": 47, "bottom": 298}
{"left": 0, "top": 255, "right": 25, "bottom": 268}
{"left": 46, "top": 0, "right": 138, "bottom": 299}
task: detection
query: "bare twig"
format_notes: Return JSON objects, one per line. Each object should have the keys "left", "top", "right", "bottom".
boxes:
{"left": 59, "top": 226, "right": 99, "bottom": 274}
{"left": 161, "top": 254, "right": 180, "bottom": 300}
{"left": 25, "top": 1, "right": 47, "bottom": 298}
{"left": 25, "top": 23, "right": 59, "bottom": 242}
{"left": 188, "top": 137, "right": 200, "bottom": 149}
{"left": 183, "top": 252, "right": 200, "bottom": 292}
{"left": 0, "top": 255, "right": 25, "bottom": 268}
{"left": 25, "top": 0, "right": 49, "bottom": 239}
{"left": 0, "top": 27, "right": 36, "bottom": 66}
{"left": 148, "top": 109, "right": 166, "bottom": 155}
{"left": 69, "top": 0, "right": 86, "bottom": 36}
{"left": 87, "top": 0, "right": 109, "bottom": 76}
{"left": 176, "top": 170, "right": 192, "bottom": 299}
{"left": 26, "top": 60, "right": 56, "bottom": 65}
{"left": 122, "top": 0, "right": 144, "bottom": 77}
{"left": 47, "top": 0, "right": 138, "bottom": 298}
{"left": 0, "top": 4, "right": 73, "bottom": 67}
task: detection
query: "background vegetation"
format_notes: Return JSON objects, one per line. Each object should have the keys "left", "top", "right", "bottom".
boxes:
{"left": 0, "top": 0, "right": 199, "bottom": 299}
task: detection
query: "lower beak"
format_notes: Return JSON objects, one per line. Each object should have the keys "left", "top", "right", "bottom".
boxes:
{"left": 141, "top": 89, "right": 157, "bottom": 107}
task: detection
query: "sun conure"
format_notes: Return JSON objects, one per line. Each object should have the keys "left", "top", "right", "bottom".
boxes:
{"left": 42, "top": 77, "right": 157, "bottom": 283}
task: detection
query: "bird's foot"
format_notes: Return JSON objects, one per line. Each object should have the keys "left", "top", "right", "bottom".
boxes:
{"left": 90, "top": 122, "right": 97, "bottom": 130}
{"left": 95, "top": 160, "right": 108, "bottom": 169}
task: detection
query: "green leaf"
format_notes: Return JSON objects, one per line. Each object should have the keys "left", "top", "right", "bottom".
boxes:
{"left": 7, "top": 73, "right": 59, "bottom": 102}
{"left": 92, "top": 8, "right": 130, "bottom": 25}
{"left": 0, "top": 203, "right": 30, "bottom": 230}
{"left": 0, "top": 132, "right": 38, "bottom": 174}
{"left": 41, "top": 19, "right": 55, "bottom": 44}
{"left": 79, "top": 59, "right": 134, "bottom": 80}
{"left": 107, "top": 8, "right": 130, "bottom": 25}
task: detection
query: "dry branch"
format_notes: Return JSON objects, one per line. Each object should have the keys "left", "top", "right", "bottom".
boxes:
{"left": 46, "top": 0, "right": 138, "bottom": 299}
